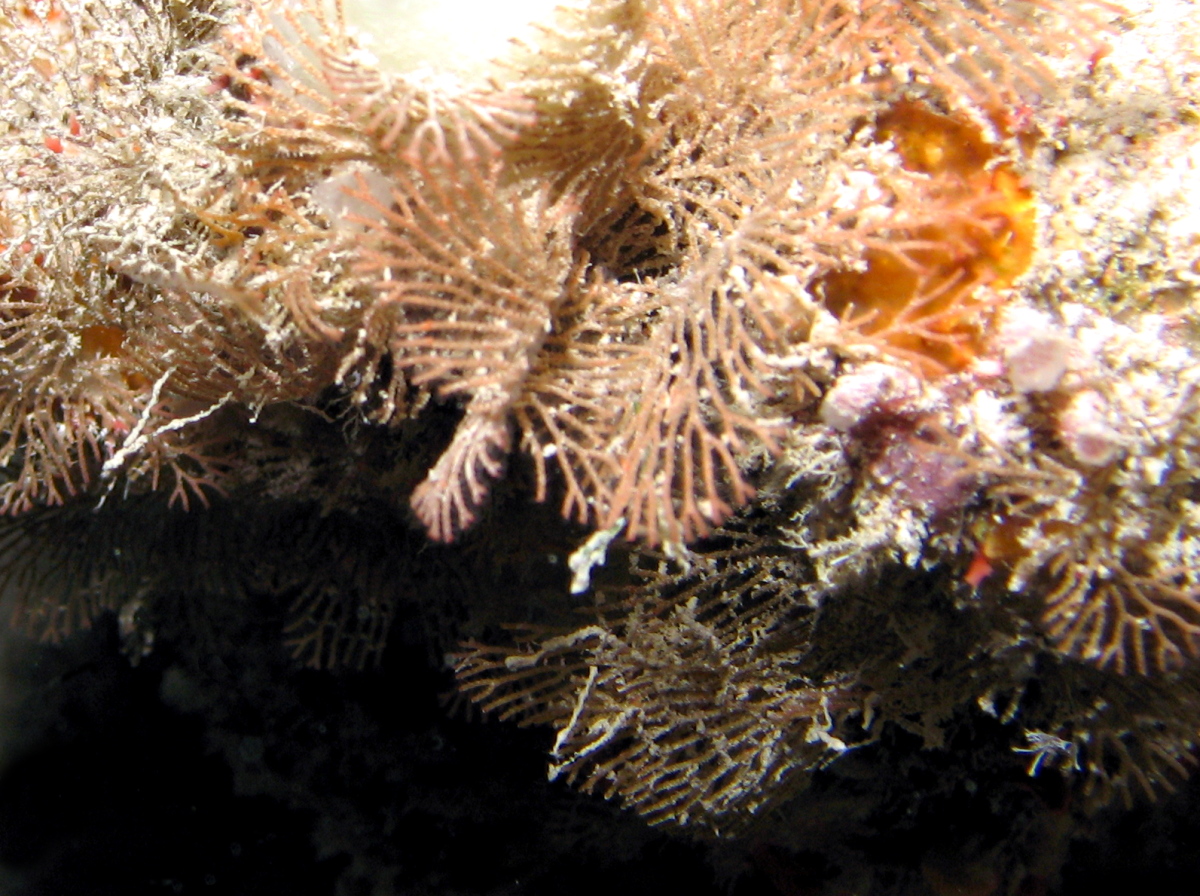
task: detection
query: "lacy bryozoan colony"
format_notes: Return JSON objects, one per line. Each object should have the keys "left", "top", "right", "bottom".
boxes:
{"left": 3, "top": 0, "right": 1200, "bottom": 866}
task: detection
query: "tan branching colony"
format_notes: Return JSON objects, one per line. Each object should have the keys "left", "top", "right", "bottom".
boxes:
{"left": 455, "top": 523, "right": 850, "bottom": 831}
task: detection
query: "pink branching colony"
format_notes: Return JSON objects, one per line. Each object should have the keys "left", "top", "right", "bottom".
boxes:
{"left": 209, "top": 0, "right": 1116, "bottom": 546}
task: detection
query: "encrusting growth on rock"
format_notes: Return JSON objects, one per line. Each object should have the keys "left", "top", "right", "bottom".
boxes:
{"left": 442, "top": 0, "right": 1200, "bottom": 832}
{"left": 0, "top": 0, "right": 336, "bottom": 513}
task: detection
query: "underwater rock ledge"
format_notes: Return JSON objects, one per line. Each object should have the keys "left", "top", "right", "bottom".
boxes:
{"left": 2, "top": 0, "right": 1200, "bottom": 893}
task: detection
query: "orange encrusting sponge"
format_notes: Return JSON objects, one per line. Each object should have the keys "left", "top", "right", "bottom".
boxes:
{"left": 818, "top": 101, "right": 1037, "bottom": 373}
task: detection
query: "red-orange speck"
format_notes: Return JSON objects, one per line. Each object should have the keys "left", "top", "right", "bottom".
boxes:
{"left": 964, "top": 548, "right": 994, "bottom": 589}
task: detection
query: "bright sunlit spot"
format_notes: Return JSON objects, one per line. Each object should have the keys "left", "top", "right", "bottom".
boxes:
{"left": 340, "top": 0, "right": 568, "bottom": 76}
